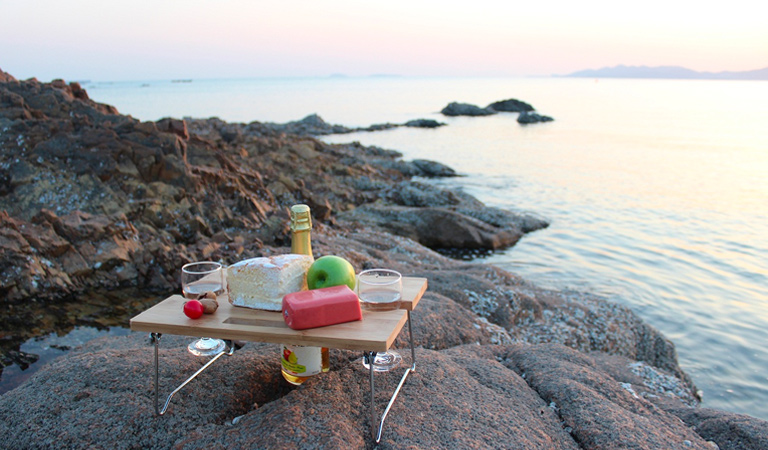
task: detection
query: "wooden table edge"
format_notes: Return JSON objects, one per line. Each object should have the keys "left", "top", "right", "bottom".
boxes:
{"left": 130, "top": 276, "right": 427, "bottom": 353}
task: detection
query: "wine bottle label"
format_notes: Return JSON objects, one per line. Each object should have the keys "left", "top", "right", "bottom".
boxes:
{"left": 281, "top": 345, "right": 322, "bottom": 377}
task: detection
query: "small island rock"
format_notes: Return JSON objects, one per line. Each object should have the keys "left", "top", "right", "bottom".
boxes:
{"left": 487, "top": 98, "right": 534, "bottom": 112}
{"left": 404, "top": 118, "right": 446, "bottom": 128}
{"left": 440, "top": 101, "right": 497, "bottom": 116}
{"left": 517, "top": 110, "right": 554, "bottom": 124}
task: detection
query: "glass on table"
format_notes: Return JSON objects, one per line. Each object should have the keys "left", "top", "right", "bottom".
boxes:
{"left": 357, "top": 269, "right": 402, "bottom": 312}
{"left": 181, "top": 261, "right": 226, "bottom": 357}
{"left": 357, "top": 269, "right": 403, "bottom": 371}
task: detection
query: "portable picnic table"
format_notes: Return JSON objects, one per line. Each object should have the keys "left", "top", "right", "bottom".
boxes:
{"left": 130, "top": 277, "right": 428, "bottom": 443}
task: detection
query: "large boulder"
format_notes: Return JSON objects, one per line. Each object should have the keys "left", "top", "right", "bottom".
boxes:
{"left": 339, "top": 204, "right": 524, "bottom": 251}
{"left": 0, "top": 333, "right": 749, "bottom": 449}
{"left": 339, "top": 180, "right": 548, "bottom": 252}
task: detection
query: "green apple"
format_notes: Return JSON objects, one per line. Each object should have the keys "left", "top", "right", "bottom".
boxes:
{"left": 306, "top": 255, "right": 356, "bottom": 290}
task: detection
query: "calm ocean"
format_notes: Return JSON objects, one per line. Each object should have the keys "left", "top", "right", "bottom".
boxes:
{"left": 32, "top": 76, "right": 768, "bottom": 419}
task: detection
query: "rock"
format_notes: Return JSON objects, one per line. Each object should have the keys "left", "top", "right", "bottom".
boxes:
{"left": 187, "top": 115, "right": 438, "bottom": 139}
{"left": 4, "top": 76, "right": 514, "bottom": 326}
{"left": 268, "top": 113, "right": 353, "bottom": 136}
{"left": 338, "top": 204, "right": 524, "bottom": 251}
{"left": 185, "top": 116, "right": 241, "bottom": 140}
{"left": 382, "top": 180, "right": 466, "bottom": 207}
{"left": 0, "top": 350, "right": 39, "bottom": 370}
{"left": 303, "top": 194, "right": 333, "bottom": 221}
{"left": 0, "top": 334, "right": 574, "bottom": 449}
{"left": 155, "top": 117, "right": 190, "bottom": 140}
{"left": 2, "top": 331, "right": 760, "bottom": 449}
{"left": 436, "top": 99, "right": 552, "bottom": 123}
{"left": 487, "top": 98, "right": 535, "bottom": 112}
{"left": 346, "top": 181, "right": 547, "bottom": 252}
{"left": 0, "top": 209, "right": 145, "bottom": 302}
{"left": 504, "top": 344, "right": 714, "bottom": 449}
{"left": 517, "top": 110, "right": 554, "bottom": 124}
{"left": 404, "top": 118, "right": 446, "bottom": 128}
{"left": 456, "top": 205, "right": 549, "bottom": 234}
{"left": 406, "top": 262, "right": 694, "bottom": 392}
{"left": 440, "top": 102, "right": 497, "bottom": 116}
{"left": 667, "top": 407, "right": 768, "bottom": 450}
{"left": 410, "top": 159, "right": 458, "bottom": 177}
{"left": 362, "top": 122, "right": 400, "bottom": 131}
{"left": 69, "top": 82, "right": 89, "bottom": 100}
{"left": 0, "top": 68, "right": 17, "bottom": 83}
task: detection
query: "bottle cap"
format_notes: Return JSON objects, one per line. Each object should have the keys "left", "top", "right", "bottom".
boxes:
{"left": 290, "top": 204, "right": 312, "bottom": 231}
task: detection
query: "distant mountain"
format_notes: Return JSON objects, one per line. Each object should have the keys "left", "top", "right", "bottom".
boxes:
{"left": 560, "top": 65, "right": 768, "bottom": 80}
{"left": 327, "top": 73, "right": 403, "bottom": 78}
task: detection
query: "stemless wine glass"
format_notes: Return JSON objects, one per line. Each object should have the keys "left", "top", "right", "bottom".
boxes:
{"left": 181, "top": 261, "right": 226, "bottom": 357}
{"left": 358, "top": 269, "right": 403, "bottom": 371}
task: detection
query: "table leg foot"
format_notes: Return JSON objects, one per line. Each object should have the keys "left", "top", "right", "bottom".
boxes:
{"left": 152, "top": 335, "right": 236, "bottom": 416}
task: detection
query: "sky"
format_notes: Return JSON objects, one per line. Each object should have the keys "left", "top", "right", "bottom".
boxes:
{"left": 1, "top": 0, "right": 766, "bottom": 82}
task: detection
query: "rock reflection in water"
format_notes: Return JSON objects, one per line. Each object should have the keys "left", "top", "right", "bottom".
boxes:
{"left": 0, "top": 288, "right": 160, "bottom": 394}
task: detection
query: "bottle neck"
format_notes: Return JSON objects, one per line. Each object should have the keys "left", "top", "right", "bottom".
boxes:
{"left": 291, "top": 229, "right": 313, "bottom": 258}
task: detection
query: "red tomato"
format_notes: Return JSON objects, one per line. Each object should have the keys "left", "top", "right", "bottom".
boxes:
{"left": 183, "top": 300, "right": 205, "bottom": 319}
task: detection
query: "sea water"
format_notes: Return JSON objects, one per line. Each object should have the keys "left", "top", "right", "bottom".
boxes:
{"left": 10, "top": 76, "right": 768, "bottom": 420}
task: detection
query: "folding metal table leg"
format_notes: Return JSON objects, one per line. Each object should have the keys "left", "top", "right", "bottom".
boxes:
{"left": 365, "top": 310, "right": 417, "bottom": 443}
{"left": 150, "top": 333, "right": 235, "bottom": 415}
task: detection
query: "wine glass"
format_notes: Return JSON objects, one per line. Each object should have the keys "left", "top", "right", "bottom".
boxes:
{"left": 181, "top": 261, "right": 226, "bottom": 357}
{"left": 358, "top": 269, "right": 403, "bottom": 371}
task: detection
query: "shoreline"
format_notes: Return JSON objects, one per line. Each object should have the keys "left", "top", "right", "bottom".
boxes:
{"left": 1, "top": 71, "right": 766, "bottom": 448}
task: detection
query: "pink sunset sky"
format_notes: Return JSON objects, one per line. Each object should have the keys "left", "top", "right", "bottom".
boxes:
{"left": 1, "top": 0, "right": 766, "bottom": 81}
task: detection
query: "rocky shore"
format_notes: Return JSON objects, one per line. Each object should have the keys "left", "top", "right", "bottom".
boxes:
{"left": 1, "top": 70, "right": 767, "bottom": 449}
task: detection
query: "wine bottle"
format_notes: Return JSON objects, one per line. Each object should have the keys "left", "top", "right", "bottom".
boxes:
{"left": 281, "top": 204, "right": 330, "bottom": 385}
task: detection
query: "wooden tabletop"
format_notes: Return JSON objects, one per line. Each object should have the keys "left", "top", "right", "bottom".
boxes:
{"left": 130, "top": 277, "right": 427, "bottom": 352}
